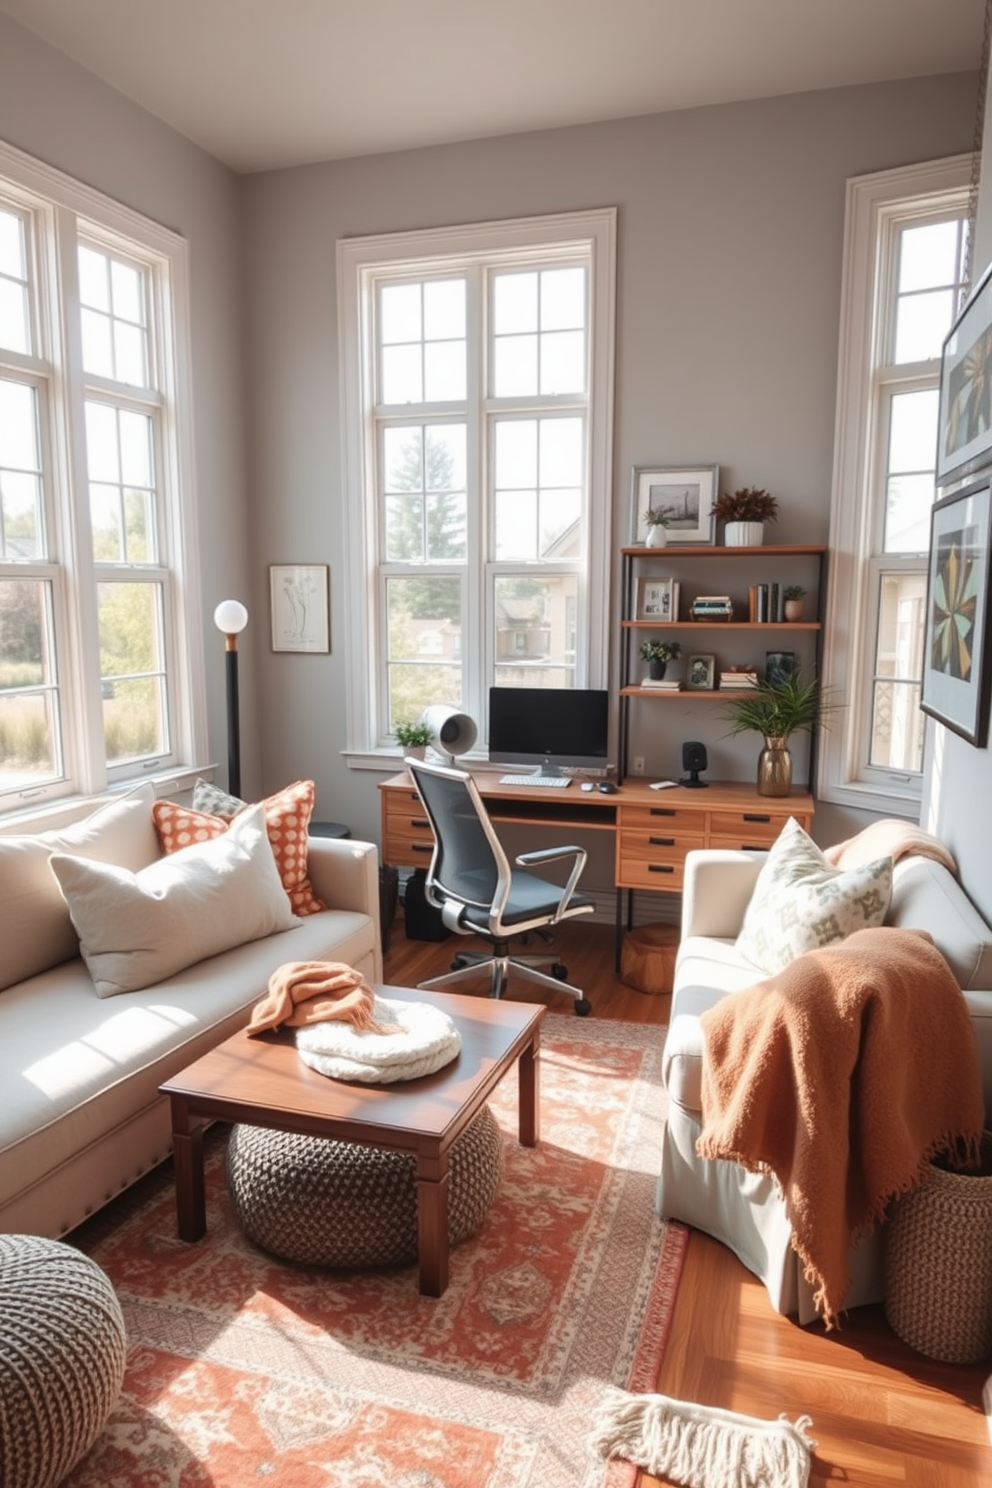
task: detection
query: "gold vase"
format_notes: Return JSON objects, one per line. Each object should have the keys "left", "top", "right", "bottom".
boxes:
{"left": 757, "top": 735, "right": 792, "bottom": 797}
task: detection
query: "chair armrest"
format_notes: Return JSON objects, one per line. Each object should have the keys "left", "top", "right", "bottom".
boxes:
{"left": 681, "top": 849, "right": 767, "bottom": 940}
{"left": 515, "top": 845, "right": 588, "bottom": 919}
{"left": 306, "top": 835, "right": 380, "bottom": 918}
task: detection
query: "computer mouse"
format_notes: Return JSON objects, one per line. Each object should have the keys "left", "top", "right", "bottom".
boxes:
{"left": 580, "top": 781, "right": 594, "bottom": 792}
{"left": 597, "top": 781, "right": 618, "bottom": 794}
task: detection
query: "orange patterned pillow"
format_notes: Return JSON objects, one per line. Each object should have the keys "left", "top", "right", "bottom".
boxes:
{"left": 152, "top": 780, "right": 326, "bottom": 917}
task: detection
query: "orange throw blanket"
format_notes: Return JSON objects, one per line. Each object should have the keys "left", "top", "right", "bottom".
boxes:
{"left": 246, "top": 961, "right": 397, "bottom": 1036}
{"left": 697, "top": 927, "right": 984, "bottom": 1328}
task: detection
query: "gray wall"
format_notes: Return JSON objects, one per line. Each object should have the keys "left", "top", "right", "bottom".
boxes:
{"left": 0, "top": 14, "right": 253, "bottom": 792}
{"left": 241, "top": 74, "right": 976, "bottom": 864}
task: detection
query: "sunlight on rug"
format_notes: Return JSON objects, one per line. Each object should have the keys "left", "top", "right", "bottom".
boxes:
{"left": 68, "top": 1014, "right": 687, "bottom": 1488}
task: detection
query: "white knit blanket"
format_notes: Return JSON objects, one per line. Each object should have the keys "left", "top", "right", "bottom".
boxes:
{"left": 295, "top": 996, "right": 461, "bottom": 1083}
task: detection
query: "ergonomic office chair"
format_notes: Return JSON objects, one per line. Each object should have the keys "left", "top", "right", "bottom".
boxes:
{"left": 405, "top": 757, "right": 595, "bottom": 1014}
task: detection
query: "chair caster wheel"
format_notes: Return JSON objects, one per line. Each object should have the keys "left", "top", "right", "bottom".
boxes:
{"left": 552, "top": 963, "right": 568, "bottom": 980}
{"left": 574, "top": 999, "right": 592, "bottom": 1017}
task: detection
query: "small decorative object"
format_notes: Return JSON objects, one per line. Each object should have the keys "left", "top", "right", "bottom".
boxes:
{"left": 765, "top": 651, "right": 797, "bottom": 687}
{"left": 270, "top": 564, "right": 330, "bottom": 653}
{"left": 686, "top": 654, "right": 716, "bottom": 690}
{"left": 643, "top": 506, "right": 672, "bottom": 547}
{"left": 937, "top": 259, "right": 992, "bottom": 487}
{"left": 722, "top": 668, "right": 832, "bottom": 796}
{"left": 783, "top": 584, "right": 806, "bottom": 621}
{"left": 395, "top": 719, "right": 434, "bottom": 758}
{"left": 639, "top": 639, "right": 681, "bottom": 681}
{"left": 629, "top": 465, "right": 719, "bottom": 545}
{"left": 689, "top": 594, "right": 733, "bottom": 622}
{"left": 920, "top": 480, "right": 992, "bottom": 747}
{"left": 711, "top": 486, "right": 779, "bottom": 547}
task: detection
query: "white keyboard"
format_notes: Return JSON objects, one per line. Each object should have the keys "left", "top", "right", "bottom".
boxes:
{"left": 499, "top": 774, "right": 573, "bottom": 788}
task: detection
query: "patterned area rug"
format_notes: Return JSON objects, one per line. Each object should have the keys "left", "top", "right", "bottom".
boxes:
{"left": 67, "top": 1014, "right": 687, "bottom": 1488}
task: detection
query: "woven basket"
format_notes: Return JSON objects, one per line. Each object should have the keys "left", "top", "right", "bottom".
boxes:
{"left": 884, "top": 1132, "right": 992, "bottom": 1363}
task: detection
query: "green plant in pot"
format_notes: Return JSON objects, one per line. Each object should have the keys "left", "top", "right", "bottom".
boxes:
{"left": 711, "top": 486, "right": 779, "bottom": 547}
{"left": 722, "top": 669, "right": 830, "bottom": 796}
{"left": 639, "top": 639, "right": 681, "bottom": 681}
{"left": 643, "top": 505, "right": 675, "bottom": 547}
{"left": 394, "top": 718, "right": 434, "bottom": 757}
{"left": 783, "top": 584, "right": 807, "bottom": 621}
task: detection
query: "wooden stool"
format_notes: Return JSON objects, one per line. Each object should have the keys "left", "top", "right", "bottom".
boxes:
{"left": 621, "top": 924, "right": 679, "bottom": 995}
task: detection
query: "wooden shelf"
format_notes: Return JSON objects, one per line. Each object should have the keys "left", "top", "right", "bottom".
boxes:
{"left": 623, "top": 620, "right": 820, "bottom": 631}
{"left": 620, "top": 543, "right": 827, "bottom": 557}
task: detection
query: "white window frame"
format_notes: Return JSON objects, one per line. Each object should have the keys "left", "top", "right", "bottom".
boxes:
{"left": 821, "top": 156, "right": 971, "bottom": 816}
{"left": 0, "top": 137, "right": 207, "bottom": 825}
{"left": 337, "top": 210, "right": 616, "bottom": 768}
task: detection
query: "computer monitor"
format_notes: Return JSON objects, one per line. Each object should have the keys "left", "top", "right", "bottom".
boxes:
{"left": 488, "top": 686, "right": 610, "bottom": 775}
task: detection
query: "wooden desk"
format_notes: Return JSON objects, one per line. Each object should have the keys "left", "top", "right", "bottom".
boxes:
{"left": 379, "top": 772, "right": 814, "bottom": 962}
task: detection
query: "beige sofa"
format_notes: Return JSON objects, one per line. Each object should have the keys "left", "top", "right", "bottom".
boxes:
{"left": 0, "top": 783, "right": 382, "bottom": 1239}
{"left": 657, "top": 847, "right": 992, "bottom": 1323}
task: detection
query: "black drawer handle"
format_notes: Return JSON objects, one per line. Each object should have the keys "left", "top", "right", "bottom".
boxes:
{"left": 743, "top": 813, "right": 772, "bottom": 823}
{"left": 741, "top": 843, "right": 765, "bottom": 851}
{"left": 648, "top": 863, "right": 675, "bottom": 874}
{"left": 412, "top": 817, "right": 430, "bottom": 828}
{"left": 650, "top": 807, "right": 676, "bottom": 817}
{"left": 649, "top": 836, "right": 675, "bottom": 846}
{"left": 412, "top": 843, "right": 432, "bottom": 854}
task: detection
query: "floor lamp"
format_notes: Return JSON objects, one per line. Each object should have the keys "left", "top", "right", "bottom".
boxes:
{"left": 213, "top": 600, "right": 248, "bottom": 799}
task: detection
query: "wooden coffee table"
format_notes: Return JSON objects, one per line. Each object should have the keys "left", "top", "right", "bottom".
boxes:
{"left": 160, "top": 986, "right": 545, "bottom": 1296}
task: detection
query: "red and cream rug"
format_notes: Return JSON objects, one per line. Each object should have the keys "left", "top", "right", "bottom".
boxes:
{"left": 68, "top": 1013, "right": 687, "bottom": 1488}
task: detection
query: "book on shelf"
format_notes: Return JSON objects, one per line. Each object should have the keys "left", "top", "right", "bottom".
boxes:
{"left": 640, "top": 677, "right": 682, "bottom": 690}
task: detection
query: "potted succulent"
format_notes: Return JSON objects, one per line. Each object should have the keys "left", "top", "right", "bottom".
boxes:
{"left": 711, "top": 486, "right": 779, "bottom": 547}
{"left": 394, "top": 718, "right": 434, "bottom": 759}
{"left": 783, "top": 584, "right": 807, "bottom": 621}
{"left": 722, "top": 669, "right": 831, "bottom": 796}
{"left": 639, "top": 639, "right": 682, "bottom": 681}
{"left": 643, "top": 505, "right": 675, "bottom": 547}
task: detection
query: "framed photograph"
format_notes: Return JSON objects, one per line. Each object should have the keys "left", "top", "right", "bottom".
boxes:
{"left": 635, "top": 577, "right": 679, "bottom": 621}
{"left": 686, "top": 653, "right": 716, "bottom": 690}
{"left": 629, "top": 465, "right": 719, "bottom": 545}
{"left": 765, "top": 651, "right": 796, "bottom": 686}
{"left": 921, "top": 480, "right": 992, "bottom": 746}
{"left": 269, "top": 564, "right": 330, "bottom": 653}
{"left": 937, "top": 261, "right": 992, "bottom": 488}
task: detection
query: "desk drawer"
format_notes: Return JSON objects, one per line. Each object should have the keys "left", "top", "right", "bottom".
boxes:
{"left": 383, "top": 830, "right": 435, "bottom": 867}
{"left": 619, "top": 803, "right": 706, "bottom": 832}
{"left": 617, "top": 856, "right": 687, "bottom": 892}
{"left": 708, "top": 809, "right": 790, "bottom": 843}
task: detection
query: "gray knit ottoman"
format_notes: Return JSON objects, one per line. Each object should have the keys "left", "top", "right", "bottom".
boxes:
{"left": 226, "top": 1103, "right": 503, "bottom": 1268}
{"left": 0, "top": 1235, "right": 127, "bottom": 1488}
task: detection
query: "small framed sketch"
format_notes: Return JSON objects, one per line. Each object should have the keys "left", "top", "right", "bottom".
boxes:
{"left": 269, "top": 564, "right": 330, "bottom": 653}
{"left": 635, "top": 577, "right": 680, "bottom": 621}
{"left": 765, "top": 651, "right": 796, "bottom": 686}
{"left": 686, "top": 653, "right": 716, "bottom": 690}
{"left": 629, "top": 465, "right": 719, "bottom": 545}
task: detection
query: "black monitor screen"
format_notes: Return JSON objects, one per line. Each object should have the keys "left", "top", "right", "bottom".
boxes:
{"left": 488, "top": 687, "right": 610, "bottom": 773}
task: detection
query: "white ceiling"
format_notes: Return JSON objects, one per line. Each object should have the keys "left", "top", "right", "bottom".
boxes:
{"left": 0, "top": 0, "right": 984, "bottom": 175}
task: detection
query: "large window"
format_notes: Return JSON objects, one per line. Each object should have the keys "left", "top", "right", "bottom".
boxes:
{"left": 0, "top": 140, "right": 204, "bottom": 817}
{"left": 337, "top": 211, "right": 615, "bottom": 762}
{"left": 822, "top": 158, "right": 970, "bottom": 814}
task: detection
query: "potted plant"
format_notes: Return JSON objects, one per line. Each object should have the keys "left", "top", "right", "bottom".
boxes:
{"left": 722, "top": 669, "right": 831, "bottom": 796}
{"left": 643, "top": 505, "right": 675, "bottom": 548}
{"left": 710, "top": 486, "right": 779, "bottom": 547}
{"left": 783, "top": 584, "right": 807, "bottom": 621}
{"left": 639, "top": 639, "right": 682, "bottom": 680}
{"left": 394, "top": 718, "right": 434, "bottom": 759}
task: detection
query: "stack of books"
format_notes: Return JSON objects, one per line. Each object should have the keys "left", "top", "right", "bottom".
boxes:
{"left": 641, "top": 676, "right": 682, "bottom": 690}
{"left": 719, "top": 666, "right": 758, "bottom": 690}
{"left": 690, "top": 594, "right": 733, "bottom": 622}
{"left": 748, "top": 583, "right": 785, "bottom": 622}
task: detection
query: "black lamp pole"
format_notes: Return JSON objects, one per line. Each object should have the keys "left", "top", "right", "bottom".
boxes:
{"left": 213, "top": 600, "right": 248, "bottom": 798}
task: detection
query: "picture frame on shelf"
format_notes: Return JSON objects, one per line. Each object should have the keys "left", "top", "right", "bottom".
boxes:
{"left": 635, "top": 577, "right": 679, "bottom": 621}
{"left": 765, "top": 651, "right": 797, "bottom": 686}
{"left": 269, "top": 563, "right": 331, "bottom": 653}
{"left": 686, "top": 653, "right": 716, "bottom": 690}
{"left": 629, "top": 465, "right": 718, "bottom": 545}
{"left": 920, "top": 479, "right": 992, "bottom": 747}
{"left": 936, "top": 260, "right": 992, "bottom": 488}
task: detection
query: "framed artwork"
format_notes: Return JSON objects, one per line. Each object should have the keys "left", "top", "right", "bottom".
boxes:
{"left": 635, "top": 577, "right": 679, "bottom": 621}
{"left": 921, "top": 480, "right": 992, "bottom": 746}
{"left": 937, "top": 260, "right": 992, "bottom": 488}
{"left": 686, "top": 653, "right": 716, "bottom": 690}
{"left": 765, "top": 651, "right": 796, "bottom": 686}
{"left": 629, "top": 465, "right": 719, "bottom": 545}
{"left": 269, "top": 564, "right": 330, "bottom": 653}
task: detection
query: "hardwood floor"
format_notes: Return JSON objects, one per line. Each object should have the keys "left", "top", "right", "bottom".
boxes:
{"left": 382, "top": 913, "right": 992, "bottom": 1487}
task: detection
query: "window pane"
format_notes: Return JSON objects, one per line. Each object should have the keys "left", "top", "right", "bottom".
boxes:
{"left": 539, "top": 417, "right": 583, "bottom": 487}
{"left": 98, "top": 582, "right": 166, "bottom": 762}
{"left": 423, "top": 279, "right": 465, "bottom": 340}
{"left": 78, "top": 244, "right": 110, "bottom": 310}
{"left": 383, "top": 425, "right": 467, "bottom": 561}
{"left": 894, "top": 289, "right": 955, "bottom": 363}
{"left": 110, "top": 258, "right": 142, "bottom": 322}
{"left": 78, "top": 244, "right": 149, "bottom": 385}
{"left": 386, "top": 575, "right": 461, "bottom": 728}
{"left": 495, "top": 419, "right": 537, "bottom": 488}
{"left": 494, "top": 272, "right": 537, "bottom": 335}
{"left": 0, "top": 278, "right": 29, "bottom": 356}
{"left": 541, "top": 267, "right": 585, "bottom": 330}
{"left": 0, "top": 579, "right": 59, "bottom": 789}
{"left": 898, "top": 220, "right": 959, "bottom": 293}
{"left": 0, "top": 381, "right": 43, "bottom": 559}
{"left": 495, "top": 489, "right": 538, "bottom": 559}
{"left": 0, "top": 379, "right": 40, "bottom": 472}
{"left": 86, "top": 403, "right": 156, "bottom": 564}
{"left": 493, "top": 334, "right": 537, "bottom": 397}
{"left": 870, "top": 679, "right": 924, "bottom": 771}
{"left": 114, "top": 321, "right": 146, "bottom": 386}
{"left": 80, "top": 306, "right": 114, "bottom": 377}
{"left": 869, "top": 571, "right": 925, "bottom": 771}
{"left": 494, "top": 574, "right": 577, "bottom": 680}
{"left": 884, "top": 389, "right": 938, "bottom": 552}
{"left": 380, "top": 283, "right": 421, "bottom": 344}
{"left": 381, "top": 344, "right": 422, "bottom": 404}
{"left": 119, "top": 409, "right": 152, "bottom": 487}
{"left": 424, "top": 341, "right": 466, "bottom": 401}
{"left": 540, "top": 329, "right": 585, "bottom": 394}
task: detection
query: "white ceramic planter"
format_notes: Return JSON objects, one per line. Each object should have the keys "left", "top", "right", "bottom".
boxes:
{"left": 724, "top": 521, "right": 765, "bottom": 547}
{"left": 645, "top": 524, "right": 668, "bottom": 547}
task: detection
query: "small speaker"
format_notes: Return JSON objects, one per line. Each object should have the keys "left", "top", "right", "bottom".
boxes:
{"left": 421, "top": 705, "right": 478, "bottom": 762}
{"left": 681, "top": 740, "right": 709, "bottom": 788}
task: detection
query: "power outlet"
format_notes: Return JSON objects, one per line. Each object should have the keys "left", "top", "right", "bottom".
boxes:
{"left": 632, "top": 756, "right": 645, "bottom": 775}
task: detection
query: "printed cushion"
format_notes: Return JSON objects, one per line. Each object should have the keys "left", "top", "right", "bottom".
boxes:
{"left": 191, "top": 777, "right": 245, "bottom": 819}
{"left": 50, "top": 804, "right": 299, "bottom": 997}
{"left": 735, "top": 816, "right": 893, "bottom": 975}
{"left": 152, "top": 779, "right": 326, "bottom": 916}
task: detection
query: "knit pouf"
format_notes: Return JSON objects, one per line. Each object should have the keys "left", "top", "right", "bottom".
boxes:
{"left": 0, "top": 1235, "right": 127, "bottom": 1488}
{"left": 226, "top": 1104, "right": 503, "bottom": 1268}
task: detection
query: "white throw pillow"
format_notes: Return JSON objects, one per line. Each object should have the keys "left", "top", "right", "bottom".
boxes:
{"left": 50, "top": 804, "right": 299, "bottom": 997}
{"left": 735, "top": 816, "right": 893, "bottom": 976}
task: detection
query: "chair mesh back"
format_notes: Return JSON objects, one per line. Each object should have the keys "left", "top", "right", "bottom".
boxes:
{"left": 408, "top": 766, "right": 500, "bottom": 908}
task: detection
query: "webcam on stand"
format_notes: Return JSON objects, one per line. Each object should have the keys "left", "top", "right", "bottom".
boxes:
{"left": 681, "top": 741, "right": 709, "bottom": 789}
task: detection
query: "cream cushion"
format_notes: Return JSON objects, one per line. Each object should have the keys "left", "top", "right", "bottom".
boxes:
{"left": 735, "top": 816, "right": 892, "bottom": 975}
{"left": 0, "top": 783, "right": 160, "bottom": 992}
{"left": 50, "top": 804, "right": 298, "bottom": 997}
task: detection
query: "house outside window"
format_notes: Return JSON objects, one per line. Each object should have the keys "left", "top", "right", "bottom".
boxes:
{"left": 821, "top": 157, "right": 971, "bottom": 815}
{"left": 337, "top": 211, "right": 615, "bottom": 762}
